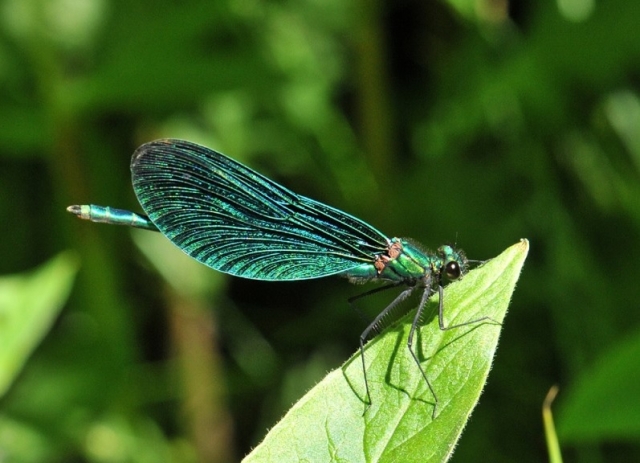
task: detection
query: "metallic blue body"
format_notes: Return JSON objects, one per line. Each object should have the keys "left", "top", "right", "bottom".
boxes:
{"left": 67, "top": 204, "right": 157, "bottom": 231}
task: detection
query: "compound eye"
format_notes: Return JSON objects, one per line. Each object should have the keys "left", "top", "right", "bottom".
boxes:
{"left": 445, "top": 261, "right": 461, "bottom": 280}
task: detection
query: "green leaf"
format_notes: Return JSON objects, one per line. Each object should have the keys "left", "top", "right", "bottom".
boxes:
{"left": 0, "top": 252, "right": 79, "bottom": 397}
{"left": 558, "top": 325, "right": 640, "bottom": 441}
{"left": 243, "top": 240, "right": 529, "bottom": 463}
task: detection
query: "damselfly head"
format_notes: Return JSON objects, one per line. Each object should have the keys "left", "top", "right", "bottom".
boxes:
{"left": 437, "top": 245, "right": 468, "bottom": 281}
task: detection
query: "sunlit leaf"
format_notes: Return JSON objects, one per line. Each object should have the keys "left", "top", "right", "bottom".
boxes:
{"left": 244, "top": 240, "right": 528, "bottom": 463}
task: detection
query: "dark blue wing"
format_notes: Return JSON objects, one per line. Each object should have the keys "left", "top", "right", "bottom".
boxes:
{"left": 131, "top": 139, "right": 389, "bottom": 281}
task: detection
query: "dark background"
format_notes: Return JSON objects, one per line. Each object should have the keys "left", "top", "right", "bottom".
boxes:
{"left": 1, "top": 0, "right": 639, "bottom": 461}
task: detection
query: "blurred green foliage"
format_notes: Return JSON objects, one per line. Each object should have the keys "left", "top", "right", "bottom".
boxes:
{"left": 0, "top": 0, "right": 639, "bottom": 461}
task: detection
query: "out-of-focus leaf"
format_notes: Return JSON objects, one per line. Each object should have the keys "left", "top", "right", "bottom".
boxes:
{"left": 558, "top": 327, "right": 640, "bottom": 441}
{"left": 0, "top": 252, "right": 79, "bottom": 397}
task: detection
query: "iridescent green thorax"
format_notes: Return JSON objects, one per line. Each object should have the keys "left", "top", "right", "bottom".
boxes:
{"left": 342, "top": 239, "right": 468, "bottom": 286}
